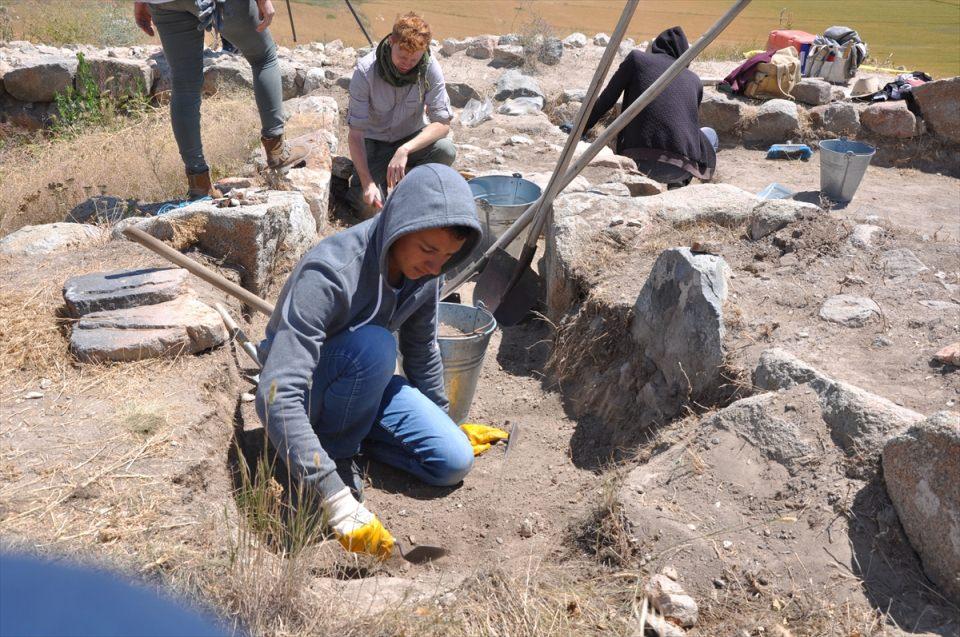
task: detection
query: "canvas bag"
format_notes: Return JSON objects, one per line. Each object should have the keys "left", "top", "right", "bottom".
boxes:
{"left": 805, "top": 27, "right": 868, "bottom": 83}
{"left": 743, "top": 46, "right": 801, "bottom": 99}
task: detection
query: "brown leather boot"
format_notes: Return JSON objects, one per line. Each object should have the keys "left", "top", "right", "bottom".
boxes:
{"left": 186, "top": 170, "right": 223, "bottom": 201}
{"left": 261, "top": 134, "right": 311, "bottom": 171}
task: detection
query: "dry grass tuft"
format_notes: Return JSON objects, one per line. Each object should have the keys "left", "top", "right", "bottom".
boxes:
{"left": 574, "top": 468, "right": 639, "bottom": 568}
{"left": 0, "top": 278, "right": 74, "bottom": 377}
{"left": 0, "top": 92, "right": 261, "bottom": 234}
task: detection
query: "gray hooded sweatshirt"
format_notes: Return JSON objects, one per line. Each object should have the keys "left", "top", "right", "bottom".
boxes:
{"left": 255, "top": 164, "right": 482, "bottom": 499}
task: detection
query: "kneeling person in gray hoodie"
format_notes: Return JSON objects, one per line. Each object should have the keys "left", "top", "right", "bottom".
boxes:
{"left": 256, "top": 164, "right": 482, "bottom": 559}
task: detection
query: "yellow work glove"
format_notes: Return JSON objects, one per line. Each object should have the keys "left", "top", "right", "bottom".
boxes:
{"left": 459, "top": 423, "right": 510, "bottom": 456}
{"left": 322, "top": 487, "right": 395, "bottom": 559}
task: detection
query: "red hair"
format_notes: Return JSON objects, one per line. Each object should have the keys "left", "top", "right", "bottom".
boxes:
{"left": 391, "top": 12, "right": 431, "bottom": 52}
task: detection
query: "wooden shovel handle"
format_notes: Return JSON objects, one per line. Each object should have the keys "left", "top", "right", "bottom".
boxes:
{"left": 122, "top": 225, "right": 276, "bottom": 316}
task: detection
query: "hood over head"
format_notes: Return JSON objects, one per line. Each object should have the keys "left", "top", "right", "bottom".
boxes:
{"left": 373, "top": 163, "right": 482, "bottom": 280}
{"left": 650, "top": 26, "right": 689, "bottom": 59}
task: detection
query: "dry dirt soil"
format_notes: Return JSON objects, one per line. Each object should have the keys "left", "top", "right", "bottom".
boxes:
{"left": 1, "top": 43, "right": 958, "bottom": 637}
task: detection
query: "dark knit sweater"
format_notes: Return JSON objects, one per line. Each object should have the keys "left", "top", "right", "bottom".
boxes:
{"left": 585, "top": 27, "right": 716, "bottom": 180}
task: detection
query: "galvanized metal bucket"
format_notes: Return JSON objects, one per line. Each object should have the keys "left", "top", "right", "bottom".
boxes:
{"left": 468, "top": 174, "right": 542, "bottom": 259}
{"left": 437, "top": 302, "right": 497, "bottom": 424}
{"left": 819, "top": 138, "right": 875, "bottom": 203}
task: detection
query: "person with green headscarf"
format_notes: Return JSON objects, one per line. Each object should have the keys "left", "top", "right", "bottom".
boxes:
{"left": 346, "top": 12, "right": 456, "bottom": 219}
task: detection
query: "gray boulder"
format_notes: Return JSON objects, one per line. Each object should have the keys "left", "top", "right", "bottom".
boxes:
{"left": 861, "top": 102, "right": 917, "bottom": 139}
{"left": 752, "top": 348, "right": 925, "bottom": 459}
{"left": 201, "top": 53, "right": 254, "bottom": 93}
{"left": 818, "top": 378, "right": 924, "bottom": 456}
{"left": 883, "top": 412, "right": 960, "bottom": 605}
{"left": 808, "top": 102, "right": 860, "bottom": 135}
{"left": 538, "top": 37, "right": 563, "bottom": 66}
{"left": 698, "top": 91, "right": 745, "bottom": 134}
{"left": 706, "top": 392, "right": 816, "bottom": 474}
{"left": 593, "top": 33, "right": 610, "bottom": 47}
{"left": 881, "top": 248, "right": 928, "bottom": 280}
{"left": 748, "top": 198, "right": 820, "bottom": 239}
{"left": 742, "top": 99, "right": 800, "bottom": 144}
{"left": 562, "top": 33, "right": 587, "bottom": 48}
{"left": 300, "top": 67, "right": 326, "bottom": 94}
{"left": 818, "top": 294, "right": 881, "bottom": 327}
{"left": 281, "top": 167, "right": 330, "bottom": 231}
{"left": 498, "top": 34, "right": 520, "bottom": 46}
{"left": 0, "top": 223, "right": 104, "bottom": 256}
{"left": 131, "top": 190, "right": 316, "bottom": 296}
{"left": 650, "top": 183, "right": 758, "bottom": 226}
{"left": 560, "top": 87, "right": 586, "bottom": 104}
{"left": 2, "top": 56, "right": 77, "bottom": 102}
{"left": 446, "top": 82, "right": 481, "bottom": 108}
{"left": 752, "top": 347, "right": 830, "bottom": 391}
{"left": 63, "top": 268, "right": 190, "bottom": 318}
{"left": 494, "top": 70, "right": 543, "bottom": 101}
{"left": 631, "top": 248, "right": 730, "bottom": 423}
{"left": 491, "top": 45, "right": 525, "bottom": 68}
{"left": 465, "top": 36, "right": 497, "bottom": 60}
{"left": 790, "top": 77, "right": 832, "bottom": 105}
{"left": 87, "top": 56, "right": 154, "bottom": 98}
{"left": 440, "top": 38, "right": 469, "bottom": 57}
{"left": 70, "top": 297, "right": 227, "bottom": 363}
{"left": 611, "top": 170, "right": 663, "bottom": 196}
{"left": 913, "top": 77, "right": 960, "bottom": 144}
{"left": 848, "top": 223, "right": 883, "bottom": 249}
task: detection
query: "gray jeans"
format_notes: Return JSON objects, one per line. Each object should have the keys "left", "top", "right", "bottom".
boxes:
{"left": 347, "top": 132, "right": 457, "bottom": 216}
{"left": 148, "top": 0, "right": 284, "bottom": 174}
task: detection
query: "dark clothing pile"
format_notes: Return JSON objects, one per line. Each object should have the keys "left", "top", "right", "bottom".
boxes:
{"left": 585, "top": 26, "right": 716, "bottom": 181}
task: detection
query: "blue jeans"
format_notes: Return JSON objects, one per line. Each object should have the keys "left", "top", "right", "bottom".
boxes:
{"left": 307, "top": 325, "right": 474, "bottom": 487}
{"left": 148, "top": 0, "right": 285, "bottom": 174}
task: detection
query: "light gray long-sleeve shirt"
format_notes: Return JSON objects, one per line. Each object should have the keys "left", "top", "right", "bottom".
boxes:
{"left": 347, "top": 50, "right": 452, "bottom": 142}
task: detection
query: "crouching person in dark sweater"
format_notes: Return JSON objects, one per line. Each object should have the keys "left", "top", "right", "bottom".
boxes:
{"left": 585, "top": 26, "right": 718, "bottom": 188}
{"left": 255, "top": 164, "right": 482, "bottom": 559}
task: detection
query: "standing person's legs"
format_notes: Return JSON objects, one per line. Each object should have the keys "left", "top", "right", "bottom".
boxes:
{"left": 219, "top": 0, "right": 284, "bottom": 138}
{"left": 307, "top": 325, "right": 398, "bottom": 497}
{"left": 148, "top": 2, "right": 208, "bottom": 175}
{"left": 362, "top": 376, "right": 474, "bottom": 487}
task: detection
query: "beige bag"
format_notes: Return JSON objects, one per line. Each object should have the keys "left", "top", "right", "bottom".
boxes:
{"left": 744, "top": 46, "right": 802, "bottom": 99}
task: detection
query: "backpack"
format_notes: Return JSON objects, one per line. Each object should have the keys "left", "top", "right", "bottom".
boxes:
{"left": 743, "top": 46, "right": 801, "bottom": 100}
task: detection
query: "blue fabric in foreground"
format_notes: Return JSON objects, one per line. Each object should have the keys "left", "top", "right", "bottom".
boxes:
{"left": 0, "top": 553, "right": 227, "bottom": 637}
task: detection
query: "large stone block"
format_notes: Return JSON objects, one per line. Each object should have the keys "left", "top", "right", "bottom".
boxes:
{"left": 2, "top": 56, "right": 77, "bottom": 102}
{"left": 808, "top": 102, "right": 860, "bottom": 135}
{"left": 131, "top": 190, "right": 316, "bottom": 296}
{"left": 631, "top": 248, "right": 730, "bottom": 423}
{"left": 538, "top": 37, "right": 563, "bottom": 66}
{"left": 465, "top": 36, "right": 497, "bottom": 60}
{"left": 742, "top": 99, "right": 800, "bottom": 144}
{"left": 790, "top": 77, "right": 832, "bottom": 105}
{"left": 748, "top": 198, "right": 820, "bottom": 239}
{"left": 63, "top": 268, "right": 190, "bottom": 318}
{"left": 282, "top": 167, "right": 330, "bottom": 231}
{"left": 491, "top": 45, "right": 525, "bottom": 68}
{"left": 698, "top": 91, "right": 745, "bottom": 134}
{"left": 87, "top": 56, "right": 154, "bottom": 98}
{"left": 861, "top": 101, "right": 917, "bottom": 139}
{"left": 494, "top": 70, "right": 543, "bottom": 101}
{"left": 562, "top": 33, "right": 587, "bottom": 48}
{"left": 913, "top": 77, "right": 960, "bottom": 144}
{"left": 0, "top": 223, "right": 104, "bottom": 256}
{"left": 883, "top": 412, "right": 960, "bottom": 605}
{"left": 446, "top": 82, "right": 481, "bottom": 108}
{"left": 440, "top": 38, "right": 469, "bottom": 57}
{"left": 70, "top": 297, "right": 227, "bottom": 363}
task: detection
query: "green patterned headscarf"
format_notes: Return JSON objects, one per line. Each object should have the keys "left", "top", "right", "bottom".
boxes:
{"left": 376, "top": 35, "right": 430, "bottom": 96}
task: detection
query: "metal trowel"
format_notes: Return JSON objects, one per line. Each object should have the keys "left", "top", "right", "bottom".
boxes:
{"left": 394, "top": 541, "right": 448, "bottom": 564}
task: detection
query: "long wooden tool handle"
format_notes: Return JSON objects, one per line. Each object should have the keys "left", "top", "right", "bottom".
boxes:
{"left": 442, "top": 0, "right": 752, "bottom": 298}
{"left": 519, "top": 0, "right": 639, "bottom": 253}
{"left": 122, "top": 225, "right": 276, "bottom": 316}
{"left": 285, "top": 0, "right": 297, "bottom": 42}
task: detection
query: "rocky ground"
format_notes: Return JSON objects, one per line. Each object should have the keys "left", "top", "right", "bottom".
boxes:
{"left": 1, "top": 32, "right": 959, "bottom": 637}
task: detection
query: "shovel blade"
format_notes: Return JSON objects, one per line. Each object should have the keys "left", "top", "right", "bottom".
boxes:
{"left": 473, "top": 249, "right": 543, "bottom": 326}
